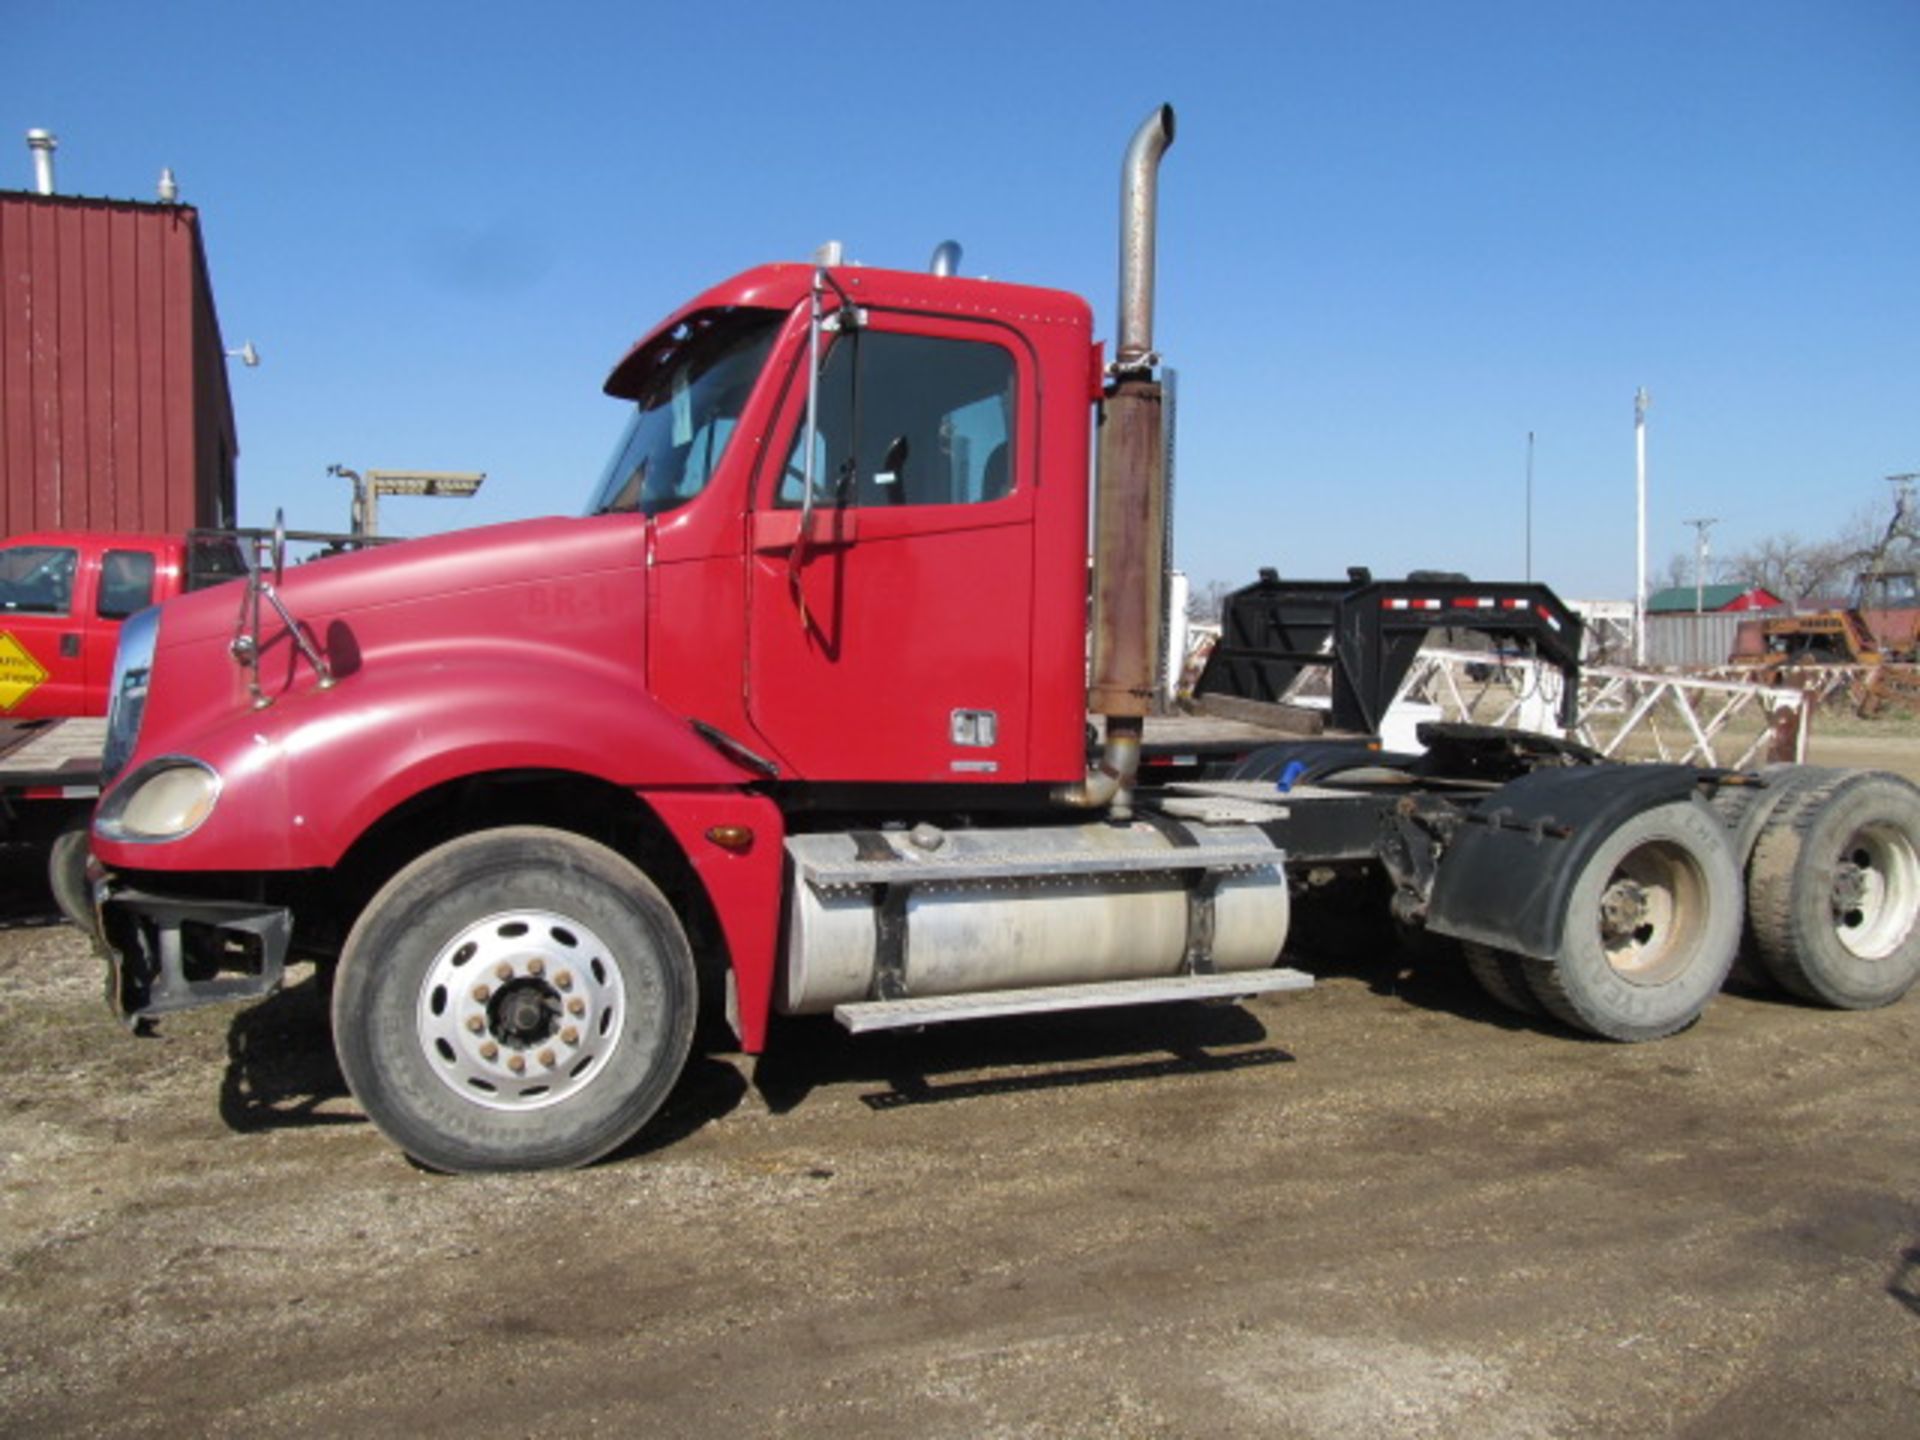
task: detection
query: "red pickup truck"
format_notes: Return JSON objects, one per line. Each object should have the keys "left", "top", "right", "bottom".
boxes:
{"left": 0, "top": 529, "right": 247, "bottom": 921}
{"left": 0, "top": 531, "right": 246, "bottom": 719}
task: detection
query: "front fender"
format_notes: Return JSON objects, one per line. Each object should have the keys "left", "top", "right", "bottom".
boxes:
{"left": 94, "top": 650, "right": 752, "bottom": 872}
{"left": 1425, "top": 764, "right": 1708, "bottom": 958}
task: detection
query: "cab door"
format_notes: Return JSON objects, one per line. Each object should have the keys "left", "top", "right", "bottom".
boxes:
{"left": 0, "top": 540, "right": 86, "bottom": 717}
{"left": 745, "top": 315, "right": 1038, "bottom": 783}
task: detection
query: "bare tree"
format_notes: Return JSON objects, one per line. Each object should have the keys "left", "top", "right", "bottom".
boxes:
{"left": 1654, "top": 551, "right": 1689, "bottom": 593}
{"left": 1186, "top": 579, "right": 1236, "bottom": 623}
{"left": 1723, "top": 534, "right": 1854, "bottom": 608}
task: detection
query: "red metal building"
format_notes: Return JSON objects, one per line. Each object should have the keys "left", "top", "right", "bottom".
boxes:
{"left": 0, "top": 190, "right": 237, "bottom": 536}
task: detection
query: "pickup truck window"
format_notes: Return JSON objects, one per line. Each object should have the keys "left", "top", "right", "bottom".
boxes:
{"left": 587, "top": 309, "right": 783, "bottom": 518}
{"left": 778, "top": 331, "right": 1015, "bottom": 508}
{"left": 0, "top": 545, "right": 79, "bottom": 616}
{"left": 185, "top": 536, "right": 249, "bottom": 591}
{"left": 98, "top": 550, "right": 157, "bottom": 619}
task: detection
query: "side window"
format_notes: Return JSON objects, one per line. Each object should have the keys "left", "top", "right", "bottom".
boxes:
{"left": 778, "top": 331, "right": 1015, "bottom": 508}
{"left": 0, "top": 545, "right": 79, "bottom": 616}
{"left": 185, "top": 537, "right": 248, "bottom": 591}
{"left": 98, "top": 550, "right": 157, "bottom": 619}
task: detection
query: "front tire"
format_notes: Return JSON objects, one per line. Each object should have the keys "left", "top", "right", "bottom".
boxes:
{"left": 332, "top": 827, "right": 696, "bottom": 1172}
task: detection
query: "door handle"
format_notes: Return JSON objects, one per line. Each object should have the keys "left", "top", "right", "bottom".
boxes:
{"left": 60, "top": 633, "right": 80, "bottom": 658}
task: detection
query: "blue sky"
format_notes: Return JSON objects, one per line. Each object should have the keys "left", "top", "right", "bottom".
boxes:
{"left": 8, "top": 1, "right": 1916, "bottom": 600}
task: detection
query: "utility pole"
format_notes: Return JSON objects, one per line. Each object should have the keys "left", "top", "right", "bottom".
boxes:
{"left": 1634, "top": 388, "right": 1650, "bottom": 665}
{"left": 1525, "top": 431, "right": 1535, "bottom": 581}
{"left": 1683, "top": 516, "right": 1717, "bottom": 613}
{"left": 1888, "top": 473, "right": 1918, "bottom": 545}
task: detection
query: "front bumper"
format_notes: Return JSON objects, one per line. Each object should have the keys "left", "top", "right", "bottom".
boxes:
{"left": 95, "top": 875, "right": 292, "bottom": 1026}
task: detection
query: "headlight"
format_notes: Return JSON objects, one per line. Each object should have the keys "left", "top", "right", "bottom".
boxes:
{"left": 96, "top": 759, "right": 220, "bottom": 842}
{"left": 102, "top": 605, "right": 162, "bottom": 783}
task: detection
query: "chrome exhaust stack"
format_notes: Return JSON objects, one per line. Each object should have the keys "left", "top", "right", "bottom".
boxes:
{"left": 1058, "top": 104, "right": 1176, "bottom": 819}
{"left": 1116, "top": 104, "right": 1175, "bottom": 371}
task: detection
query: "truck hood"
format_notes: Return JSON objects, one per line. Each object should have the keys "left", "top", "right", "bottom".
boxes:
{"left": 131, "top": 512, "right": 655, "bottom": 738}
{"left": 154, "top": 514, "right": 650, "bottom": 653}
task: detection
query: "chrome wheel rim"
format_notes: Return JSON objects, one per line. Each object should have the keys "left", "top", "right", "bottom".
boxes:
{"left": 416, "top": 910, "right": 626, "bottom": 1111}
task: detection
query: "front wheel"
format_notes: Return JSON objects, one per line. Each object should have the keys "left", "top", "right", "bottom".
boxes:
{"left": 332, "top": 827, "right": 696, "bottom": 1172}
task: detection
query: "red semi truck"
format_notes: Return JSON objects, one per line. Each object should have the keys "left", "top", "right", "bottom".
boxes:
{"left": 90, "top": 109, "right": 1920, "bottom": 1172}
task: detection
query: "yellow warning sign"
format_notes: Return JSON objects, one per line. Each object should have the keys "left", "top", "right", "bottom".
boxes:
{"left": 0, "top": 631, "right": 51, "bottom": 712}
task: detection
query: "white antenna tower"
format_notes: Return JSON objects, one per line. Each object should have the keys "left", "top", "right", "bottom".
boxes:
{"left": 1634, "top": 388, "right": 1650, "bottom": 664}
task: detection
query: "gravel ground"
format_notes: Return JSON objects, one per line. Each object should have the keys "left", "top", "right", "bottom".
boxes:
{"left": 1, "top": 733, "right": 1916, "bottom": 1438}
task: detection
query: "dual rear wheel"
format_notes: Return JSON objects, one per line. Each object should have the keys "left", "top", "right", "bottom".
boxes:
{"left": 1465, "top": 772, "right": 1920, "bottom": 1038}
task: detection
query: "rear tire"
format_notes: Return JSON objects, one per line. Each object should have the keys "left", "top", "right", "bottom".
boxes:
{"left": 1463, "top": 942, "right": 1545, "bottom": 1017}
{"left": 332, "top": 827, "right": 696, "bottom": 1173}
{"left": 1524, "top": 800, "right": 1741, "bottom": 1042}
{"left": 1747, "top": 772, "right": 1920, "bottom": 1009}
{"left": 1708, "top": 766, "right": 1837, "bottom": 991}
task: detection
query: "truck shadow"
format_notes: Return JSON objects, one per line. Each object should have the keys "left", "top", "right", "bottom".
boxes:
{"left": 753, "top": 1003, "right": 1284, "bottom": 1116}
{"left": 1282, "top": 893, "right": 1539, "bottom": 1034}
{"left": 219, "top": 970, "right": 356, "bottom": 1132}
{"left": 0, "top": 852, "right": 63, "bottom": 931}
{"left": 1891, "top": 1247, "right": 1920, "bottom": 1318}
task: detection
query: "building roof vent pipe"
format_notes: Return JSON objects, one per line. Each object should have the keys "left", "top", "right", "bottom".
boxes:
{"left": 929, "top": 240, "right": 962, "bottom": 277}
{"left": 26, "top": 129, "right": 57, "bottom": 195}
{"left": 157, "top": 168, "right": 178, "bottom": 203}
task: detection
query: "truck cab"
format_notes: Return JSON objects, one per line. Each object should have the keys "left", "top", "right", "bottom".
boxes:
{"left": 593, "top": 263, "right": 1095, "bottom": 788}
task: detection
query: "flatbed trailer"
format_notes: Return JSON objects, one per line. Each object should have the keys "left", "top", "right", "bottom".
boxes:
{"left": 0, "top": 718, "right": 105, "bottom": 920}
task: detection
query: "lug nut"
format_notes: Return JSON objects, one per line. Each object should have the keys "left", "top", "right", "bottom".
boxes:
{"left": 567, "top": 997, "right": 586, "bottom": 1017}
{"left": 555, "top": 970, "right": 574, "bottom": 991}
{"left": 560, "top": 1026, "right": 579, "bottom": 1046}
{"left": 471, "top": 984, "right": 491, "bottom": 1003}
{"left": 537, "top": 1048, "right": 556, "bottom": 1068}
{"left": 465, "top": 1016, "right": 485, "bottom": 1034}
{"left": 527, "top": 957, "right": 545, "bottom": 976}
{"left": 494, "top": 962, "right": 514, "bottom": 981}
{"left": 507, "top": 1054, "right": 526, "bottom": 1074}
{"left": 479, "top": 1041, "right": 499, "bottom": 1061}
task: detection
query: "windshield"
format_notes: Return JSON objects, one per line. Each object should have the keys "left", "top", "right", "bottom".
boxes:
{"left": 586, "top": 308, "right": 783, "bottom": 517}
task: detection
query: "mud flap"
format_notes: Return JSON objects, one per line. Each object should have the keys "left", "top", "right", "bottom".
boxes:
{"left": 1424, "top": 764, "right": 1705, "bottom": 960}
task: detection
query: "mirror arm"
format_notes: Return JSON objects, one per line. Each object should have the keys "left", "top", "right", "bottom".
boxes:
{"left": 788, "top": 269, "right": 827, "bottom": 630}
{"left": 788, "top": 266, "right": 868, "bottom": 633}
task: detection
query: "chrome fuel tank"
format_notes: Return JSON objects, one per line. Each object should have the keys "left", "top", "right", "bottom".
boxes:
{"left": 780, "top": 821, "right": 1289, "bottom": 1014}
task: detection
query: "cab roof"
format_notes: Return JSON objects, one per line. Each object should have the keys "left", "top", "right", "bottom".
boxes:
{"left": 604, "top": 262, "right": 1093, "bottom": 399}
